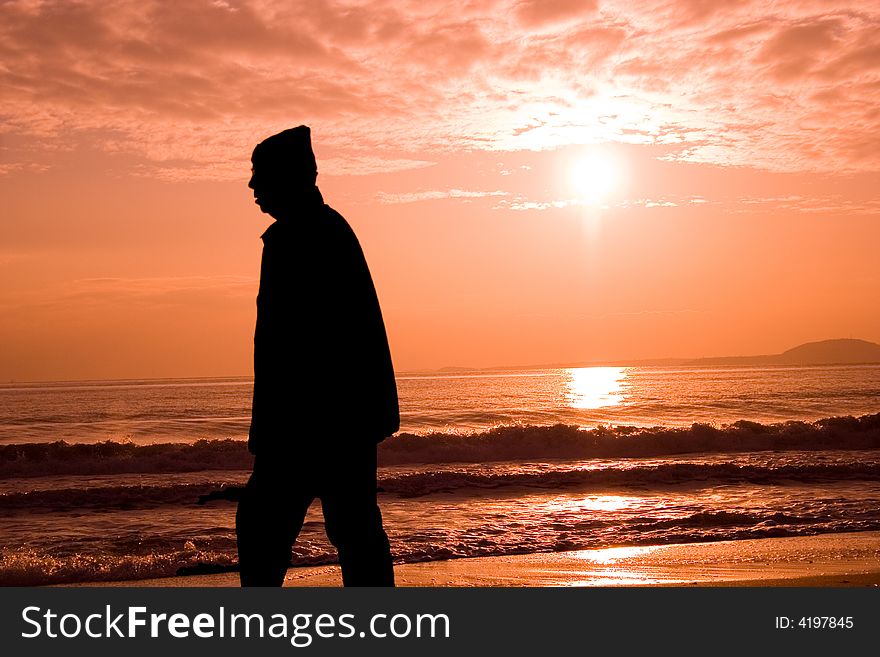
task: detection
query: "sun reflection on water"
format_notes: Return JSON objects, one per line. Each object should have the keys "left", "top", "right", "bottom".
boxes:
{"left": 565, "top": 366, "right": 627, "bottom": 409}
{"left": 542, "top": 495, "right": 638, "bottom": 514}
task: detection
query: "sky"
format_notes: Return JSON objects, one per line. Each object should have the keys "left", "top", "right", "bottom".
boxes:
{"left": 1, "top": 0, "right": 879, "bottom": 380}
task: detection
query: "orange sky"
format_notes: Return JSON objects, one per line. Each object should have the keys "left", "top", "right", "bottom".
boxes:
{"left": 1, "top": 0, "right": 879, "bottom": 380}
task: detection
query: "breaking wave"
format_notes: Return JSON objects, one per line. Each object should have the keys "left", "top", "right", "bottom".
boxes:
{"left": 3, "top": 460, "right": 880, "bottom": 514}
{"left": 2, "top": 413, "right": 880, "bottom": 478}
{"left": 380, "top": 461, "right": 880, "bottom": 497}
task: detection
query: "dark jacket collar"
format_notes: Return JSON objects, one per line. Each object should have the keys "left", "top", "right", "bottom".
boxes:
{"left": 260, "top": 186, "right": 325, "bottom": 241}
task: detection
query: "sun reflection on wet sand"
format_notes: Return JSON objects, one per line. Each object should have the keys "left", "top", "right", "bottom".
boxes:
{"left": 561, "top": 545, "right": 672, "bottom": 586}
{"left": 565, "top": 366, "right": 627, "bottom": 409}
{"left": 573, "top": 545, "right": 659, "bottom": 564}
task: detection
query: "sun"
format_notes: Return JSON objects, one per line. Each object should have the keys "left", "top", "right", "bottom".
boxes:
{"left": 570, "top": 152, "right": 620, "bottom": 205}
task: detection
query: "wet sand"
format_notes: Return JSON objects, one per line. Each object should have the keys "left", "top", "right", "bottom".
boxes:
{"left": 66, "top": 530, "right": 880, "bottom": 587}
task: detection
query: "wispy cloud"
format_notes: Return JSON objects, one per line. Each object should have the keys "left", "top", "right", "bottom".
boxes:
{"left": 321, "top": 156, "right": 436, "bottom": 176}
{"left": 491, "top": 191, "right": 880, "bottom": 215}
{"left": 377, "top": 188, "right": 508, "bottom": 204}
{"left": 493, "top": 196, "right": 682, "bottom": 212}
{"left": 731, "top": 195, "right": 880, "bottom": 216}
{"left": 493, "top": 198, "right": 580, "bottom": 211}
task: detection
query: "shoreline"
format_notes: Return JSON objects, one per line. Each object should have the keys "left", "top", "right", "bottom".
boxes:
{"left": 61, "top": 530, "right": 880, "bottom": 588}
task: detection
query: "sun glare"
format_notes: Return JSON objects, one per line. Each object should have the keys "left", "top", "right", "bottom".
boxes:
{"left": 565, "top": 366, "right": 627, "bottom": 409}
{"left": 570, "top": 152, "right": 620, "bottom": 205}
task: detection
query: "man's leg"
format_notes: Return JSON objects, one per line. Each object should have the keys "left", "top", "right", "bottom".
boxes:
{"left": 321, "top": 442, "right": 394, "bottom": 586}
{"left": 236, "top": 456, "right": 313, "bottom": 587}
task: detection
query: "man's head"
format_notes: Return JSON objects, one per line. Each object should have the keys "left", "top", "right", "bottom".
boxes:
{"left": 248, "top": 126, "right": 318, "bottom": 218}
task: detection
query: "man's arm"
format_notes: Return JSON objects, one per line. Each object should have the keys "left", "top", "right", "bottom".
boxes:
{"left": 326, "top": 213, "right": 400, "bottom": 440}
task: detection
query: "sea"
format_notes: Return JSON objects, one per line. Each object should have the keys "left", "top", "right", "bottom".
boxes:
{"left": 2, "top": 364, "right": 880, "bottom": 585}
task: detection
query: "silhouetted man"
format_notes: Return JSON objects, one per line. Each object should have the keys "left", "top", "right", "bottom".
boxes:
{"left": 236, "top": 126, "right": 398, "bottom": 587}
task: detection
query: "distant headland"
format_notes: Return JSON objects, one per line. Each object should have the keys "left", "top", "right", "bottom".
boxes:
{"left": 436, "top": 339, "right": 880, "bottom": 373}
{"left": 679, "top": 338, "right": 880, "bottom": 367}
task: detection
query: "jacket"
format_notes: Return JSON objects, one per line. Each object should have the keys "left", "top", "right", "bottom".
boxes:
{"left": 248, "top": 190, "right": 399, "bottom": 454}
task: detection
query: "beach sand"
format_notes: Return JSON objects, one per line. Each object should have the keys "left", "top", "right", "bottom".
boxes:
{"left": 68, "top": 530, "right": 880, "bottom": 587}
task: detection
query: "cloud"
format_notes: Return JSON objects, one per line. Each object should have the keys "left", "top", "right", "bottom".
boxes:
{"left": 730, "top": 195, "right": 880, "bottom": 216}
{"left": 661, "top": 0, "right": 755, "bottom": 27}
{"left": 377, "top": 189, "right": 508, "bottom": 204}
{"left": 514, "top": 0, "right": 598, "bottom": 27}
{"left": 486, "top": 187, "right": 880, "bottom": 215}
{"left": 493, "top": 198, "right": 579, "bottom": 211}
{"left": 493, "top": 195, "right": 684, "bottom": 212}
{"left": 1, "top": 0, "right": 879, "bottom": 178}
{"left": 756, "top": 18, "right": 844, "bottom": 80}
{"left": 321, "top": 156, "right": 436, "bottom": 176}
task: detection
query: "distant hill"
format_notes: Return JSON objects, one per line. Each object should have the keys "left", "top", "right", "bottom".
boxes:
{"left": 776, "top": 339, "right": 880, "bottom": 364}
{"left": 686, "top": 339, "right": 880, "bottom": 367}
{"left": 427, "top": 338, "right": 880, "bottom": 374}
